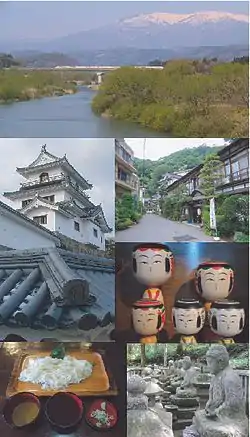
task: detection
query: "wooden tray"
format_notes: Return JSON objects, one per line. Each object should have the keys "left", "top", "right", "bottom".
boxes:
{"left": 6, "top": 349, "right": 117, "bottom": 397}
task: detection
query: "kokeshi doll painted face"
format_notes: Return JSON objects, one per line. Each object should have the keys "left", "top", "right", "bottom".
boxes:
{"left": 143, "top": 288, "right": 164, "bottom": 304}
{"left": 209, "top": 300, "right": 245, "bottom": 338}
{"left": 195, "top": 262, "right": 234, "bottom": 302}
{"left": 172, "top": 298, "right": 205, "bottom": 336}
{"left": 132, "top": 299, "right": 166, "bottom": 337}
{"left": 132, "top": 243, "right": 174, "bottom": 287}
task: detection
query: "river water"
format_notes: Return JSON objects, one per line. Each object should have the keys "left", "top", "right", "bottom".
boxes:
{"left": 0, "top": 87, "right": 165, "bottom": 138}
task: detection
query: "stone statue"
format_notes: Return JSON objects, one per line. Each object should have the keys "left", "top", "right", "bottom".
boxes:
{"left": 183, "top": 344, "right": 248, "bottom": 437}
{"left": 176, "top": 359, "right": 185, "bottom": 378}
{"left": 142, "top": 366, "right": 152, "bottom": 377}
{"left": 127, "top": 375, "right": 174, "bottom": 437}
{"left": 176, "top": 356, "right": 197, "bottom": 397}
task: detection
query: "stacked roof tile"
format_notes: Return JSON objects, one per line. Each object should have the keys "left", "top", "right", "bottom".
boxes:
{"left": 0, "top": 248, "right": 114, "bottom": 333}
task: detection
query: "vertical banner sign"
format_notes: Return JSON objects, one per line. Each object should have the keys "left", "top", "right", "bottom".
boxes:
{"left": 210, "top": 198, "right": 217, "bottom": 230}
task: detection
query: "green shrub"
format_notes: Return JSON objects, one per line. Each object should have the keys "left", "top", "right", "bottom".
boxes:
{"left": 92, "top": 61, "right": 248, "bottom": 137}
{"left": 115, "top": 193, "right": 142, "bottom": 230}
{"left": 217, "top": 195, "right": 249, "bottom": 237}
{"left": 234, "top": 232, "right": 249, "bottom": 243}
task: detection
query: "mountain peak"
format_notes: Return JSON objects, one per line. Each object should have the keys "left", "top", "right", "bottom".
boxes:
{"left": 122, "top": 11, "right": 249, "bottom": 26}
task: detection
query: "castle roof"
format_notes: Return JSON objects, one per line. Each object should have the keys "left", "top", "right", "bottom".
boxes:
{"left": 16, "top": 144, "right": 92, "bottom": 190}
{"left": 0, "top": 247, "right": 114, "bottom": 337}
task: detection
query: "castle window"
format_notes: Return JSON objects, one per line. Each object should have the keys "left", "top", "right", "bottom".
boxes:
{"left": 22, "top": 199, "right": 32, "bottom": 208}
{"left": 93, "top": 229, "right": 98, "bottom": 238}
{"left": 43, "top": 195, "right": 55, "bottom": 203}
{"left": 74, "top": 221, "right": 80, "bottom": 232}
{"left": 33, "top": 215, "right": 47, "bottom": 225}
{"left": 40, "top": 172, "right": 49, "bottom": 183}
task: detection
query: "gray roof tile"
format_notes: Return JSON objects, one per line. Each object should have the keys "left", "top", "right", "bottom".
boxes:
{"left": 0, "top": 248, "right": 114, "bottom": 334}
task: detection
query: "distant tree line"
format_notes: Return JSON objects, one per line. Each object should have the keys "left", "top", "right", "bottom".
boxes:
{"left": 0, "top": 53, "right": 20, "bottom": 69}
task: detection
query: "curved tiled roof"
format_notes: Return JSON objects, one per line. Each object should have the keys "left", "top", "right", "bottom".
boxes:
{"left": 0, "top": 248, "right": 114, "bottom": 334}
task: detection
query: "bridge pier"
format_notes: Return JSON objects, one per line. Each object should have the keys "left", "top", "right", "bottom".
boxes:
{"left": 96, "top": 72, "right": 105, "bottom": 85}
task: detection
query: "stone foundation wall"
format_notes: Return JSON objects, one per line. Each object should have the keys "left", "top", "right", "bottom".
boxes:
{"left": 55, "top": 232, "right": 114, "bottom": 259}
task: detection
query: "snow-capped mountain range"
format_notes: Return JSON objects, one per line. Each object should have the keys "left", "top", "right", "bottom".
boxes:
{"left": 122, "top": 11, "right": 249, "bottom": 26}
{"left": 1, "top": 11, "right": 249, "bottom": 52}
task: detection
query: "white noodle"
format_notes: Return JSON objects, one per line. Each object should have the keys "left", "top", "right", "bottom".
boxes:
{"left": 19, "top": 356, "right": 93, "bottom": 390}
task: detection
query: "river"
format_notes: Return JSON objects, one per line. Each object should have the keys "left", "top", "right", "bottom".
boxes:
{"left": 0, "top": 87, "right": 165, "bottom": 138}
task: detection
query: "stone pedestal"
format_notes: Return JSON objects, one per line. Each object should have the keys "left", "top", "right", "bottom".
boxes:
{"left": 170, "top": 392, "right": 199, "bottom": 430}
{"left": 184, "top": 410, "right": 249, "bottom": 437}
{"left": 194, "top": 382, "right": 210, "bottom": 409}
{"left": 164, "top": 404, "right": 178, "bottom": 423}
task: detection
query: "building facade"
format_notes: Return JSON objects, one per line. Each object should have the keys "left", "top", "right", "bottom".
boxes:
{"left": 115, "top": 138, "right": 139, "bottom": 198}
{"left": 163, "top": 138, "right": 249, "bottom": 223}
{"left": 0, "top": 197, "right": 60, "bottom": 250}
{"left": 3, "top": 145, "right": 111, "bottom": 250}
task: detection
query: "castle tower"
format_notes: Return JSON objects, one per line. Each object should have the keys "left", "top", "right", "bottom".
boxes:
{"left": 4, "top": 144, "right": 111, "bottom": 250}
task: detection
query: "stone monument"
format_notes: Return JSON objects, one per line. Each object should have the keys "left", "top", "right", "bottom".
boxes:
{"left": 145, "top": 379, "right": 164, "bottom": 409}
{"left": 183, "top": 344, "right": 249, "bottom": 437}
{"left": 170, "top": 357, "right": 199, "bottom": 429}
{"left": 127, "top": 375, "right": 174, "bottom": 437}
{"left": 176, "top": 356, "right": 198, "bottom": 397}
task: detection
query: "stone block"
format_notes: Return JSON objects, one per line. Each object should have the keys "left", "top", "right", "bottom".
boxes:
{"left": 178, "top": 407, "right": 197, "bottom": 420}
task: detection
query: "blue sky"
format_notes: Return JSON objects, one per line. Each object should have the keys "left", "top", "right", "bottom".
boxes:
{"left": 0, "top": 1, "right": 248, "bottom": 41}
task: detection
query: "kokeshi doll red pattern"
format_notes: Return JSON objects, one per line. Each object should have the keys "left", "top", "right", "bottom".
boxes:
{"left": 132, "top": 243, "right": 174, "bottom": 303}
{"left": 208, "top": 300, "right": 245, "bottom": 344}
{"left": 172, "top": 298, "right": 205, "bottom": 344}
{"left": 195, "top": 262, "right": 234, "bottom": 311}
{"left": 132, "top": 298, "right": 166, "bottom": 344}
{"left": 142, "top": 288, "right": 164, "bottom": 304}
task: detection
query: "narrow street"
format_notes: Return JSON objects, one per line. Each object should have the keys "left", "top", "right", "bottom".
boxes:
{"left": 116, "top": 214, "right": 214, "bottom": 242}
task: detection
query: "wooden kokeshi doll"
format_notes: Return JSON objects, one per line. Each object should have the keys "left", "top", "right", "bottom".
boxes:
{"left": 132, "top": 298, "right": 166, "bottom": 344}
{"left": 172, "top": 298, "right": 205, "bottom": 344}
{"left": 208, "top": 300, "right": 245, "bottom": 344}
{"left": 132, "top": 243, "right": 174, "bottom": 303}
{"left": 195, "top": 262, "right": 234, "bottom": 312}
{"left": 142, "top": 288, "right": 164, "bottom": 304}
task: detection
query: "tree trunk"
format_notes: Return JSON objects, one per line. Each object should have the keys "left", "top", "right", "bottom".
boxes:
{"left": 141, "top": 344, "right": 146, "bottom": 367}
{"left": 164, "top": 344, "right": 168, "bottom": 366}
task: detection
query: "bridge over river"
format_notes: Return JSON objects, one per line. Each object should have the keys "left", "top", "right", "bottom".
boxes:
{"left": 18, "top": 65, "right": 164, "bottom": 72}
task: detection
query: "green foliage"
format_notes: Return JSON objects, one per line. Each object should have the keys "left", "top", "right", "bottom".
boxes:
{"left": 115, "top": 194, "right": 142, "bottom": 230}
{"left": 92, "top": 60, "right": 249, "bottom": 137}
{"left": 216, "top": 195, "right": 249, "bottom": 238}
{"left": 134, "top": 145, "right": 222, "bottom": 197}
{"left": 202, "top": 195, "right": 249, "bottom": 239}
{"left": 0, "top": 69, "right": 78, "bottom": 103}
{"left": 0, "top": 53, "right": 20, "bottom": 68}
{"left": 162, "top": 189, "right": 191, "bottom": 221}
{"left": 234, "top": 232, "right": 249, "bottom": 243}
{"left": 199, "top": 153, "right": 224, "bottom": 201}
{"left": 127, "top": 343, "right": 249, "bottom": 367}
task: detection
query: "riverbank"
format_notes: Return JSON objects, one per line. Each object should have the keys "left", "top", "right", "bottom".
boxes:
{"left": 92, "top": 60, "right": 249, "bottom": 137}
{"left": 0, "top": 87, "right": 168, "bottom": 137}
{"left": 0, "top": 70, "right": 79, "bottom": 103}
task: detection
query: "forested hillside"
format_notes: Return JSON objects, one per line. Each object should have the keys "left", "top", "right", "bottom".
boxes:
{"left": 134, "top": 144, "right": 222, "bottom": 196}
{"left": 92, "top": 59, "right": 249, "bottom": 137}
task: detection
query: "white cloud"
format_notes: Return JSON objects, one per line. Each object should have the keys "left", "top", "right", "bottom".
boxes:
{"left": 125, "top": 138, "right": 227, "bottom": 160}
{"left": 0, "top": 138, "right": 115, "bottom": 236}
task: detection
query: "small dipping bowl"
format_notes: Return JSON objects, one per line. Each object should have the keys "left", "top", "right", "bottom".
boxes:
{"left": 45, "top": 392, "right": 83, "bottom": 434}
{"left": 3, "top": 392, "right": 41, "bottom": 429}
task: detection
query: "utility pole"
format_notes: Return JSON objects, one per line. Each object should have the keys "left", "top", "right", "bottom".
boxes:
{"left": 141, "top": 138, "right": 146, "bottom": 209}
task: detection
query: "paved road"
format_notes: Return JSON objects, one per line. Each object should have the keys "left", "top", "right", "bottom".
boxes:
{"left": 116, "top": 214, "right": 214, "bottom": 242}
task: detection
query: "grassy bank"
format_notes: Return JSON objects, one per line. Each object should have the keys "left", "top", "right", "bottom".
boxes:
{"left": 92, "top": 59, "right": 249, "bottom": 137}
{"left": 0, "top": 70, "right": 95, "bottom": 103}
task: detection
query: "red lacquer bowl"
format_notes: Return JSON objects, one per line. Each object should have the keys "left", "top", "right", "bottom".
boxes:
{"left": 85, "top": 399, "right": 118, "bottom": 431}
